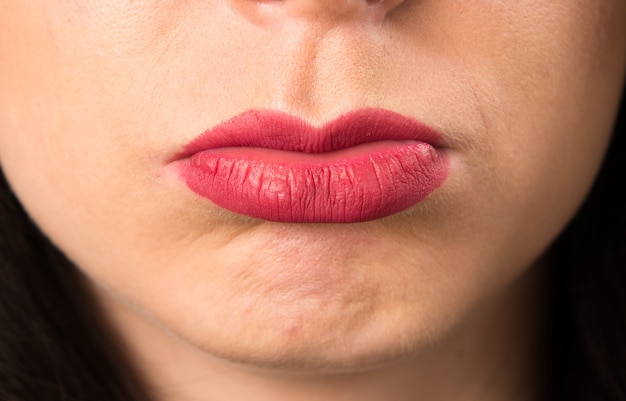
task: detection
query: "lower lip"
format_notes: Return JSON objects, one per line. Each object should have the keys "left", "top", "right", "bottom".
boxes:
{"left": 175, "top": 141, "right": 448, "bottom": 223}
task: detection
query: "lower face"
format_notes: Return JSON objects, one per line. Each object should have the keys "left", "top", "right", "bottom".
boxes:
{"left": 0, "top": 0, "right": 624, "bottom": 370}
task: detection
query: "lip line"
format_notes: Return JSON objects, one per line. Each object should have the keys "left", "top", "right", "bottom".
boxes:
{"left": 172, "top": 108, "right": 447, "bottom": 161}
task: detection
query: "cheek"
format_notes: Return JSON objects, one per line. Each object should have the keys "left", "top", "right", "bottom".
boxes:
{"left": 443, "top": 0, "right": 625, "bottom": 238}
{"left": 0, "top": 1, "right": 194, "bottom": 247}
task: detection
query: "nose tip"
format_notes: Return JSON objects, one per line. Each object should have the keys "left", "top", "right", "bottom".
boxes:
{"left": 250, "top": 0, "right": 406, "bottom": 22}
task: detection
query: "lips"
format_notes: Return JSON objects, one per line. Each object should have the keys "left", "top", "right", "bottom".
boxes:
{"left": 172, "top": 108, "right": 449, "bottom": 223}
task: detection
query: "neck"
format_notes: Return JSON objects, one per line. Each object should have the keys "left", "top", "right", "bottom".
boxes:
{"left": 95, "top": 263, "right": 549, "bottom": 401}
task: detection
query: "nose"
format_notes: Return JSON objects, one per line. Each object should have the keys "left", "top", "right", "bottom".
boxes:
{"left": 286, "top": 0, "right": 404, "bottom": 20}
{"left": 239, "top": 0, "right": 407, "bottom": 23}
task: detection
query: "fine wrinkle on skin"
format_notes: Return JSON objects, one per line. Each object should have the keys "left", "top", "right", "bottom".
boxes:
{"left": 447, "top": 12, "right": 493, "bottom": 157}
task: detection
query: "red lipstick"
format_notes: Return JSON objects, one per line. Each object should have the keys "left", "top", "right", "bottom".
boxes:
{"left": 172, "top": 108, "right": 449, "bottom": 223}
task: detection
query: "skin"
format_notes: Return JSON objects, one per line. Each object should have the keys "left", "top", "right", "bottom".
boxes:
{"left": 1, "top": 1, "right": 625, "bottom": 400}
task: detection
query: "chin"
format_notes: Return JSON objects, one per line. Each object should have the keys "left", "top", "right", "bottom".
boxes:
{"left": 151, "top": 279, "right": 454, "bottom": 375}
{"left": 180, "top": 317, "right": 427, "bottom": 374}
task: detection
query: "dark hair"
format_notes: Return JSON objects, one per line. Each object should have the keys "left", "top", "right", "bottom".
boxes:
{"left": 0, "top": 94, "right": 625, "bottom": 400}
{"left": 0, "top": 186, "right": 147, "bottom": 397}
{"left": 549, "top": 91, "right": 626, "bottom": 401}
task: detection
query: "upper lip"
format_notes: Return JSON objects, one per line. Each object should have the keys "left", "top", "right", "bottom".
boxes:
{"left": 174, "top": 108, "right": 446, "bottom": 159}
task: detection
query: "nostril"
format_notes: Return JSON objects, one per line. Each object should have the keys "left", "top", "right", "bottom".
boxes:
{"left": 230, "top": 0, "right": 408, "bottom": 23}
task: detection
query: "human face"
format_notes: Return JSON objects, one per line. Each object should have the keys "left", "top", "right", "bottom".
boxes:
{"left": 0, "top": 1, "right": 624, "bottom": 370}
